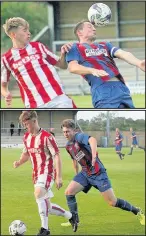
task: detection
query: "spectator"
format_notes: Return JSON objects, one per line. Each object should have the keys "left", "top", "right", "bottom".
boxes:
{"left": 10, "top": 122, "right": 15, "bottom": 136}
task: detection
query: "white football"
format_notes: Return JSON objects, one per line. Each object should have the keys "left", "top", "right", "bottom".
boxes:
{"left": 9, "top": 220, "right": 26, "bottom": 235}
{"left": 88, "top": 3, "right": 112, "bottom": 27}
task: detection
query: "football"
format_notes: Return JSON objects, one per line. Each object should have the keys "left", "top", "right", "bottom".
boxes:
{"left": 9, "top": 220, "right": 26, "bottom": 235}
{"left": 88, "top": 3, "right": 112, "bottom": 27}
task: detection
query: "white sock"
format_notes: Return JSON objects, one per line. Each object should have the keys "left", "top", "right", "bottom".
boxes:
{"left": 49, "top": 203, "right": 72, "bottom": 219}
{"left": 36, "top": 198, "right": 49, "bottom": 229}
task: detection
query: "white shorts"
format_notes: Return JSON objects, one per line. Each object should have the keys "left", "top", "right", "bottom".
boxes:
{"left": 38, "top": 94, "right": 76, "bottom": 108}
{"left": 34, "top": 174, "right": 54, "bottom": 198}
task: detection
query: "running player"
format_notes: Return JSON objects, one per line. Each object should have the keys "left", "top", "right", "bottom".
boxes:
{"left": 128, "top": 127, "right": 145, "bottom": 155}
{"left": 1, "top": 17, "right": 76, "bottom": 108}
{"left": 115, "top": 128, "right": 125, "bottom": 160}
{"left": 65, "top": 20, "right": 145, "bottom": 108}
{"left": 61, "top": 119, "right": 145, "bottom": 232}
{"left": 13, "top": 111, "right": 73, "bottom": 236}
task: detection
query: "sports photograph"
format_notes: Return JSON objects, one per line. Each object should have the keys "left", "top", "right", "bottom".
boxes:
{"left": 1, "top": 110, "right": 145, "bottom": 235}
{"left": 1, "top": 1, "right": 145, "bottom": 109}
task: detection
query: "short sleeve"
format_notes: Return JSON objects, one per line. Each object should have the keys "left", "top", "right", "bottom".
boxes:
{"left": 1, "top": 57, "right": 11, "bottom": 82}
{"left": 46, "top": 135, "right": 59, "bottom": 157}
{"left": 75, "top": 133, "right": 90, "bottom": 145}
{"left": 66, "top": 44, "right": 80, "bottom": 63}
{"left": 39, "top": 43, "right": 59, "bottom": 66}
{"left": 105, "top": 42, "right": 120, "bottom": 58}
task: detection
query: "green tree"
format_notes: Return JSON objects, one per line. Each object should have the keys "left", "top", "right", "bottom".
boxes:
{"left": 1, "top": 2, "right": 48, "bottom": 51}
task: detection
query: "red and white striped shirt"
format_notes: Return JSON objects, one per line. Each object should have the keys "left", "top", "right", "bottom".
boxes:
{"left": 23, "top": 129, "right": 59, "bottom": 182}
{"left": 1, "top": 42, "right": 65, "bottom": 108}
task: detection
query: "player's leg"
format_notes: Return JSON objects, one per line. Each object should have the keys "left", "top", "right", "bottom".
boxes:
{"left": 65, "top": 172, "right": 89, "bottom": 232}
{"left": 128, "top": 144, "right": 134, "bottom": 155}
{"left": 34, "top": 186, "right": 50, "bottom": 235}
{"left": 98, "top": 172, "right": 145, "bottom": 225}
{"left": 116, "top": 146, "right": 124, "bottom": 160}
{"left": 48, "top": 202, "right": 72, "bottom": 220}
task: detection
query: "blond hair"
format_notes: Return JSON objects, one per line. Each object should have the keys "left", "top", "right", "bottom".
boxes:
{"left": 3, "top": 17, "right": 29, "bottom": 36}
{"left": 19, "top": 111, "right": 38, "bottom": 124}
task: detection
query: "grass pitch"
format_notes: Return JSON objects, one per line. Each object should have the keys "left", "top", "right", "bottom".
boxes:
{"left": 1, "top": 94, "right": 145, "bottom": 108}
{"left": 1, "top": 147, "right": 145, "bottom": 235}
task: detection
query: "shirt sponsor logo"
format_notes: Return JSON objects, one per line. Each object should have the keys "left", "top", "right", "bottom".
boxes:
{"left": 74, "top": 150, "right": 85, "bottom": 162}
{"left": 85, "top": 48, "right": 108, "bottom": 57}
{"left": 13, "top": 54, "right": 40, "bottom": 69}
{"left": 28, "top": 148, "right": 41, "bottom": 154}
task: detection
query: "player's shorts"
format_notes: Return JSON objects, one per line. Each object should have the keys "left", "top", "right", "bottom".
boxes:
{"left": 132, "top": 140, "right": 138, "bottom": 145}
{"left": 38, "top": 94, "right": 76, "bottom": 108}
{"left": 34, "top": 174, "right": 54, "bottom": 198}
{"left": 92, "top": 81, "right": 135, "bottom": 108}
{"left": 115, "top": 145, "right": 122, "bottom": 152}
{"left": 73, "top": 171, "right": 112, "bottom": 193}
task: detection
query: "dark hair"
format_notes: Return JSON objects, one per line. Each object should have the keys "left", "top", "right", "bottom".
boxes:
{"left": 61, "top": 119, "right": 76, "bottom": 129}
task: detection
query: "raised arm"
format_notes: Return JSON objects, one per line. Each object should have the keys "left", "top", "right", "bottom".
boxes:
{"left": 114, "top": 49, "right": 145, "bottom": 72}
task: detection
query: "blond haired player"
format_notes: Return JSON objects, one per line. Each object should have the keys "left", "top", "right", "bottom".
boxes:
{"left": 1, "top": 18, "right": 76, "bottom": 108}
{"left": 13, "top": 111, "right": 73, "bottom": 235}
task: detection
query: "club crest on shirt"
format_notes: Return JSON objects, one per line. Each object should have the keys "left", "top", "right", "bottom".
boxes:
{"left": 85, "top": 48, "right": 108, "bottom": 57}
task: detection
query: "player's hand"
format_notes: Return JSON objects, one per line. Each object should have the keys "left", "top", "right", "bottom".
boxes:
{"left": 13, "top": 161, "right": 20, "bottom": 168}
{"left": 90, "top": 68, "right": 109, "bottom": 77}
{"left": 55, "top": 177, "right": 63, "bottom": 190}
{"left": 92, "top": 157, "right": 96, "bottom": 167}
{"left": 61, "top": 42, "right": 73, "bottom": 54}
{"left": 138, "top": 60, "right": 145, "bottom": 72}
{"left": 5, "top": 92, "right": 12, "bottom": 108}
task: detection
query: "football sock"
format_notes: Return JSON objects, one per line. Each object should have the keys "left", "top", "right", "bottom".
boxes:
{"left": 118, "top": 153, "right": 123, "bottom": 160}
{"left": 129, "top": 147, "right": 133, "bottom": 154}
{"left": 36, "top": 198, "right": 49, "bottom": 229}
{"left": 48, "top": 203, "right": 72, "bottom": 219}
{"left": 66, "top": 195, "right": 78, "bottom": 215}
{"left": 115, "top": 198, "right": 139, "bottom": 215}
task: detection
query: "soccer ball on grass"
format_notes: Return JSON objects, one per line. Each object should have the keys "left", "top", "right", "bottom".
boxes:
{"left": 9, "top": 220, "right": 26, "bottom": 235}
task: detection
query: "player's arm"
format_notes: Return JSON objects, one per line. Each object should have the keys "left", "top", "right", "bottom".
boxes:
{"left": 56, "top": 43, "right": 73, "bottom": 69}
{"left": 72, "top": 159, "right": 79, "bottom": 174}
{"left": 68, "top": 60, "right": 108, "bottom": 77}
{"left": 1, "top": 58, "right": 12, "bottom": 107}
{"left": 114, "top": 49, "right": 145, "bottom": 72}
{"left": 54, "top": 153, "right": 63, "bottom": 189}
{"left": 88, "top": 137, "right": 97, "bottom": 167}
{"left": 13, "top": 151, "right": 30, "bottom": 168}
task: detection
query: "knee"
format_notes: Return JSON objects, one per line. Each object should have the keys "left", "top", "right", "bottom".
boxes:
{"left": 108, "top": 199, "right": 117, "bottom": 207}
{"left": 34, "top": 188, "right": 45, "bottom": 199}
{"left": 65, "top": 188, "right": 75, "bottom": 196}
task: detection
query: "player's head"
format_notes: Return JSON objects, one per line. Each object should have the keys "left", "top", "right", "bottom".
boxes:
{"left": 19, "top": 111, "right": 39, "bottom": 133}
{"left": 3, "top": 17, "right": 31, "bottom": 45}
{"left": 74, "top": 20, "right": 96, "bottom": 42}
{"left": 61, "top": 119, "right": 76, "bottom": 141}
{"left": 130, "top": 127, "right": 133, "bottom": 132}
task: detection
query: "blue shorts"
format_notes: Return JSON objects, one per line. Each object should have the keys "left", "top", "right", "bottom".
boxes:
{"left": 73, "top": 171, "right": 112, "bottom": 193}
{"left": 115, "top": 145, "right": 122, "bottom": 151}
{"left": 92, "top": 81, "right": 135, "bottom": 108}
{"left": 132, "top": 140, "right": 138, "bottom": 145}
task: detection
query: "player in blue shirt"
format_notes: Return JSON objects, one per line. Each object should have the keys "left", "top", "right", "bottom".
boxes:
{"left": 66, "top": 20, "right": 145, "bottom": 108}
{"left": 115, "top": 128, "right": 125, "bottom": 160}
{"left": 128, "top": 127, "right": 145, "bottom": 155}
{"left": 61, "top": 119, "right": 145, "bottom": 232}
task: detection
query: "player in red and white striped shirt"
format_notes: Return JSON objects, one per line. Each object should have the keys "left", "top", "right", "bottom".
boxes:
{"left": 1, "top": 17, "right": 76, "bottom": 108}
{"left": 13, "top": 111, "right": 73, "bottom": 236}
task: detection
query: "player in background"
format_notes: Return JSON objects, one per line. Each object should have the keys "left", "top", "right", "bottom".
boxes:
{"left": 13, "top": 111, "right": 74, "bottom": 236}
{"left": 66, "top": 20, "right": 145, "bottom": 108}
{"left": 115, "top": 128, "right": 125, "bottom": 160}
{"left": 61, "top": 119, "right": 145, "bottom": 232}
{"left": 128, "top": 127, "right": 145, "bottom": 155}
{"left": 1, "top": 17, "right": 76, "bottom": 109}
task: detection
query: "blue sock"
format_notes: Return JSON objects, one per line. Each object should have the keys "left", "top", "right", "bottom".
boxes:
{"left": 115, "top": 198, "right": 139, "bottom": 215}
{"left": 66, "top": 195, "right": 78, "bottom": 214}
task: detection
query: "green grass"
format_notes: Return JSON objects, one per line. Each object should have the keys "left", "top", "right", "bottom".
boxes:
{"left": 1, "top": 147, "right": 145, "bottom": 235}
{"left": 1, "top": 94, "right": 145, "bottom": 108}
